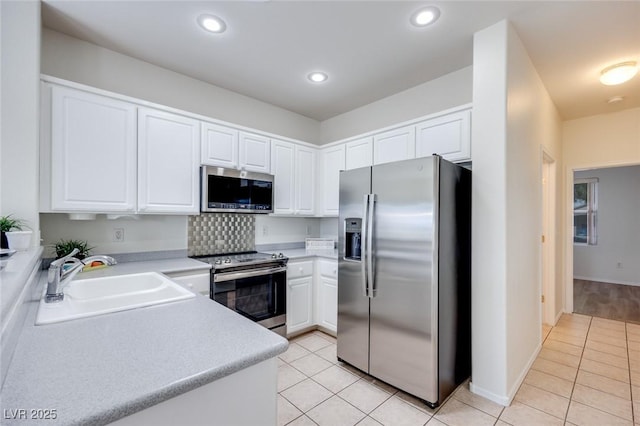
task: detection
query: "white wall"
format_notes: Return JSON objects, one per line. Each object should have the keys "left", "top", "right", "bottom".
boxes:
{"left": 574, "top": 166, "right": 640, "bottom": 285}
{"left": 562, "top": 108, "right": 640, "bottom": 310}
{"left": 41, "top": 29, "right": 320, "bottom": 144}
{"left": 254, "top": 216, "right": 320, "bottom": 246}
{"left": 470, "top": 20, "right": 562, "bottom": 405}
{"left": 319, "top": 66, "right": 472, "bottom": 144}
{"left": 39, "top": 214, "right": 187, "bottom": 257}
{"left": 1, "top": 0, "right": 41, "bottom": 244}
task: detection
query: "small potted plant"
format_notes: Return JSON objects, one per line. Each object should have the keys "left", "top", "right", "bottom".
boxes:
{"left": 54, "top": 239, "right": 94, "bottom": 260}
{"left": 0, "top": 215, "right": 31, "bottom": 251}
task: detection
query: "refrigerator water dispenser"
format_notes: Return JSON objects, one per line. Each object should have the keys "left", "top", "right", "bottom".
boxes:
{"left": 344, "top": 218, "right": 362, "bottom": 260}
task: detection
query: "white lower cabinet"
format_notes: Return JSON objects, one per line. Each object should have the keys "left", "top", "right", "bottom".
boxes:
{"left": 286, "top": 258, "right": 338, "bottom": 336}
{"left": 286, "top": 260, "right": 314, "bottom": 335}
{"left": 316, "top": 260, "right": 338, "bottom": 333}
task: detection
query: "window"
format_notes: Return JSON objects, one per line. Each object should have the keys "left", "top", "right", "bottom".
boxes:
{"left": 573, "top": 178, "right": 598, "bottom": 245}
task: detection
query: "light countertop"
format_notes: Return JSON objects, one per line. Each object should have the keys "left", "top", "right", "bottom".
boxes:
{"left": 0, "top": 257, "right": 288, "bottom": 425}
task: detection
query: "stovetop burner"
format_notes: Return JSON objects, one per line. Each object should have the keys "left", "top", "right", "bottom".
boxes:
{"left": 192, "top": 251, "right": 287, "bottom": 269}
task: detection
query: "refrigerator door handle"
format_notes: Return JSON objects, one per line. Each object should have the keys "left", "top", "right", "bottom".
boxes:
{"left": 361, "top": 194, "right": 370, "bottom": 297}
{"left": 367, "top": 193, "right": 376, "bottom": 297}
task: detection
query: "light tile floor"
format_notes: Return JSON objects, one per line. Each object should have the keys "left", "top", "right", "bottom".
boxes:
{"left": 277, "top": 314, "right": 640, "bottom": 425}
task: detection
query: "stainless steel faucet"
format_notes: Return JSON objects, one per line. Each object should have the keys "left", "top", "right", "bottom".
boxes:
{"left": 45, "top": 249, "right": 117, "bottom": 303}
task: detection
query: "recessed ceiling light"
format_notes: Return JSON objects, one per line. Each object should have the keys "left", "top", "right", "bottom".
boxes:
{"left": 410, "top": 6, "right": 441, "bottom": 27}
{"left": 599, "top": 61, "right": 638, "bottom": 85}
{"left": 308, "top": 72, "right": 328, "bottom": 83}
{"left": 198, "top": 14, "right": 226, "bottom": 34}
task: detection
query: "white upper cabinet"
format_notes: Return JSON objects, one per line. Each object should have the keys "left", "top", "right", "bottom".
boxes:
{"left": 345, "top": 137, "right": 373, "bottom": 170}
{"left": 320, "top": 145, "right": 346, "bottom": 216}
{"left": 239, "top": 131, "right": 270, "bottom": 173}
{"left": 201, "top": 122, "right": 239, "bottom": 168}
{"left": 46, "top": 85, "right": 137, "bottom": 212}
{"left": 295, "top": 145, "right": 316, "bottom": 215}
{"left": 271, "top": 139, "right": 295, "bottom": 215}
{"left": 415, "top": 109, "right": 471, "bottom": 163}
{"left": 373, "top": 125, "right": 415, "bottom": 165}
{"left": 271, "top": 140, "right": 316, "bottom": 216}
{"left": 137, "top": 108, "right": 200, "bottom": 214}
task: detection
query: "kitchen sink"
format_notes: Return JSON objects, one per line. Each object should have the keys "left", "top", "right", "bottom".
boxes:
{"left": 35, "top": 272, "right": 195, "bottom": 325}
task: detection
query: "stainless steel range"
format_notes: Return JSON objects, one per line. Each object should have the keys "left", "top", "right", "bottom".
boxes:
{"left": 193, "top": 251, "right": 288, "bottom": 336}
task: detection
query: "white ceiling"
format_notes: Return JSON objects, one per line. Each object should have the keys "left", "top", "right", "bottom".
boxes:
{"left": 41, "top": 1, "right": 640, "bottom": 122}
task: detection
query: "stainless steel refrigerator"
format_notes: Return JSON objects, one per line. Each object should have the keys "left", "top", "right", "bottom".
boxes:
{"left": 337, "top": 155, "right": 471, "bottom": 408}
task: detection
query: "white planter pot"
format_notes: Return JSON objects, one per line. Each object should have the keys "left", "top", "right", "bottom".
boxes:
{"left": 6, "top": 230, "right": 32, "bottom": 251}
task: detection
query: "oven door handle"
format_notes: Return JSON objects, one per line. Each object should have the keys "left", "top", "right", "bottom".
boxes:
{"left": 214, "top": 266, "right": 287, "bottom": 282}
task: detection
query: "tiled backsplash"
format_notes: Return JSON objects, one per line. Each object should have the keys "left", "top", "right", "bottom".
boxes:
{"left": 188, "top": 214, "right": 255, "bottom": 256}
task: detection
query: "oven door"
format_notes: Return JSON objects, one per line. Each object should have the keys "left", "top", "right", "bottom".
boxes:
{"left": 213, "top": 265, "right": 286, "bottom": 333}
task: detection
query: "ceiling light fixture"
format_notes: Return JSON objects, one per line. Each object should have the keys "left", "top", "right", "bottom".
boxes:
{"left": 599, "top": 61, "right": 638, "bottom": 85}
{"left": 198, "top": 14, "right": 227, "bottom": 34}
{"left": 410, "top": 6, "right": 441, "bottom": 27}
{"left": 607, "top": 96, "right": 624, "bottom": 104}
{"left": 308, "top": 72, "right": 328, "bottom": 83}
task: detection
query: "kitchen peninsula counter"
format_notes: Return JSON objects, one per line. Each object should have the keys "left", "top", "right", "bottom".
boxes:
{"left": 0, "top": 258, "right": 288, "bottom": 425}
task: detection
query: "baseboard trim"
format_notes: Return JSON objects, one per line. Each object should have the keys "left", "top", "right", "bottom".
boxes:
{"left": 468, "top": 382, "right": 510, "bottom": 406}
{"left": 573, "top": 276, "right": 640, "bottom": 287}
{"left": 469, "top": 341, "right": 542, "bottom": 407}
{"left": 554, "top": 310, "right": 563, "bottom": 324}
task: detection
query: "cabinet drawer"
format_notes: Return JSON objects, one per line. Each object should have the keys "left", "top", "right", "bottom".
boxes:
{"left": 287, "top": 261, "right": 314, "bottom": 278}
{"left": 318, "top": 260, "right": 338, "bottom": 278}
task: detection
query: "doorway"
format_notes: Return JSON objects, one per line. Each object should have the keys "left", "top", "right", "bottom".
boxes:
{"left": 570, "top": 164, "right": 640, "bottom": 324}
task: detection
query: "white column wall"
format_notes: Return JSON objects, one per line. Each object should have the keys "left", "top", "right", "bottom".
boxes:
{"left": 0, "top": 0, "right": 41, "bottom": 244}
{"left": 470, "top": 20, "right": 562, "bottom": 405}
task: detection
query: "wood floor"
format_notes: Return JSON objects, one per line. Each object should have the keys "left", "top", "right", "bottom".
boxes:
{"left": 574, "top": 279, "right": 640, "bottom": 325}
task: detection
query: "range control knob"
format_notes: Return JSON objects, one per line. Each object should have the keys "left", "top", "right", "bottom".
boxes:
{"left": 278, "top": 253, "right": 284, "bottom": 258}
{"left": 214, "top": 259, "right": 222, "bottom": 265}
{"left": 224, "top": 258, "right": 231, "bottom": 264}
{"left": 271, "top": 253, "right": 277, "bottom": 259}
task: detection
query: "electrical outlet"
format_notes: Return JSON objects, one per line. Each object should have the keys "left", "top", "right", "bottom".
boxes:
{"left": 306, "top": 225, "right": 312, "bottom": 236}
{"left": 262, "top": 225, "right": 268, "bottom": 236}
{"left": 617, "top": 261, "right": 623, "bottom": 269}
{"left": 113, "top": 228, "right": 124, "bottom": 242}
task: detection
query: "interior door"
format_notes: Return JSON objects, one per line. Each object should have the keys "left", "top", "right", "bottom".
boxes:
{"left": 369, "top": 157, "right": 439, "bottom": 402}
{"left": 337, "top": 167, "right": 371, "bottom": 373}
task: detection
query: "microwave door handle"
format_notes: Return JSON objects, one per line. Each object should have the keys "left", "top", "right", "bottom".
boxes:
{"left": 361, "top": 194, "right": 369, "bottom": 298}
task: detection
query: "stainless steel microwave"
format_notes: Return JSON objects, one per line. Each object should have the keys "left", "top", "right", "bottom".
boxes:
{"left": 200, "top": 166, "right": 274, "bottom": 213}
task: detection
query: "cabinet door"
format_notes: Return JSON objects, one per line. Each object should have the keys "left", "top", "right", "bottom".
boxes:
{"left": 373, "top": 125, "right": 415, "bottom": 165}
{"left": 345, "top": 137, "right": 373, "bottom": 170}
{"left": 318, "top": 260, "right": 338, "bottom": 332}
{"left": 318, "top": 276, "right": 338, "bottom": 332}
{"left": 138, "top": 108, "right": 200, "bottom": 214}
{"left": 201, "top": 122, "right": 238, "bottom": 168}
{"left": 415, "top": 109, "right": 471, "bottom": 162}
{"left": 49, "top": 85, "right": 137, "bottom": 212}
{"left": 295, "top": 145, "right": 316, "bottom": 215}
{"left": 271, "top": 139, "right": 295, "bottom": 215}
{"left": 287, "top": 276, "right": 313, "bottom": 335}
{"left": 320, "top": 145, "right": 346, "bottom": 216}
{"left": 239, "top": 131, "right": 270, "bottom": 173}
